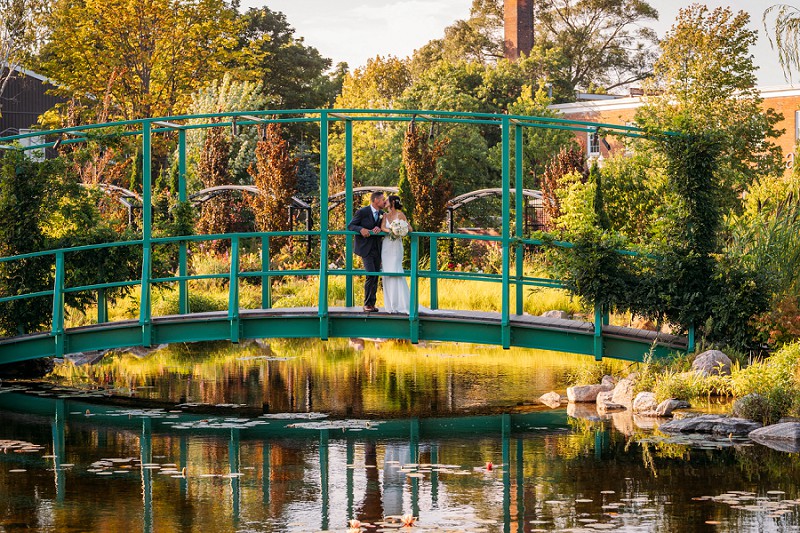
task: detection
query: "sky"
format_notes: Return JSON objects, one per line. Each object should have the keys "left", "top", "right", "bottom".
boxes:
{"left": 242, "top": 0, "right": 790, "bottom": 89}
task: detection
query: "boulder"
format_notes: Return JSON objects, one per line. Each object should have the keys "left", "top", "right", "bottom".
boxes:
{"left": 597, "top": 390, "right": 625, "bottom": 413}
{"left": 541, "top": 310, "right": 571, "bottom": 320}
{"left": 539, "top": 391, "right": 563, "bottom": 409}
{"left": 692, "top": 349, "right": 732, "bottom": 377}
{"left": 633, "top": 392, "right": 658, "bottom": 413}
{"left": 659, "top": 415, "right": 761, "bottom": 436}
{"left": 634, "top": 415, "right": 657, "bottom": 430}
{"left": 567, "top": 383, "right": 613, "bottom": 403}
{"left": 732, "top": 393, "right": 767, "bottom": 420}
{"left": 655, "top": 399, "right": 690, "bottom": 417}
{"left": 611, "top": 376, "right": 637, "bottom": 408}
{"left": 601, "top": 375, "right": 616, "bottom": 388}
{"left": 749, "top": 423, "right": 800, "bottom": 453}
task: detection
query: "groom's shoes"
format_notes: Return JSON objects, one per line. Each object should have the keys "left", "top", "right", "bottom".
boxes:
{"left": 363, "top": 306, "right": 378, "bottom": 312}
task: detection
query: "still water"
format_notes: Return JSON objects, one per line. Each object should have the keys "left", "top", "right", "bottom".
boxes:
{"left": 1, "top": 339, "right": 799, "bottom": 532}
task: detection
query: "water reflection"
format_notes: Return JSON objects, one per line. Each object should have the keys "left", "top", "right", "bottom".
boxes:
{"left": 1, "top": 387, "right": 799, "bottom": 532}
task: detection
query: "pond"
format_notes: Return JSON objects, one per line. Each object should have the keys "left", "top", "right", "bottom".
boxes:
{"left": 0, "top": 339, "right": 798, "bottom": 532}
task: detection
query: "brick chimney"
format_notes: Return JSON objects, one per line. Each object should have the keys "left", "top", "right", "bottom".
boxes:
{"left": 504, "top": 0, "right": 534, "bottom": 60}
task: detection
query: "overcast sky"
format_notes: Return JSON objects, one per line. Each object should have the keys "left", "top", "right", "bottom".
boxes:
{"left": 243, "top": 0, "right": 790, "bottom": 88}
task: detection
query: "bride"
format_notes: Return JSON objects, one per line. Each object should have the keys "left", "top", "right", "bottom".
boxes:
{"left": 380, "top": 195, "right": 412, "bottom": 314}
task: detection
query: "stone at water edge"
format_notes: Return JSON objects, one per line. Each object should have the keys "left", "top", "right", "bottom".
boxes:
{"left": 659, "top": 414, "right": 761, "bottom": 436}
{"left": 539, "top": 391, "right": 562, "bottom": 408}
{"left": 655, "top": 399, "right": 690, "bottom": 417}
{"left": 567, "top": 382, "right": 614, "bottom": 403}
{"left": 348, "top": 338, "right": 365, "bottom": 351}
{"left": 749, "top": 423, "right": 800, "bottom": 453}
{"left": 633, "top": 392, "right": 658, "bottom": 414}
{"left": 611, "top": 375, "right": 637, "bottom": 408}
{"left": 567, "top": 402, "right": 603, "bottom": 421}
{"left": 692, "top": 349, "right": 732, "bottom": 377}
{"left": 601, "top": 375, "right": 616, "bottom": 388}
{"left": 596, "top": 391, "right": 625, "bottom": 413}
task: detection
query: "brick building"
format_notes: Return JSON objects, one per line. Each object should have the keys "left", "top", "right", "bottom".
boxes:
{"left": 549, "top": 85, "right": 800, "bottom": 172}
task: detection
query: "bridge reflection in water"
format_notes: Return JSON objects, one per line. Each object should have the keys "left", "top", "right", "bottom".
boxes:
{"left": 1, "top": 391, "right": 584, "bottom": 532}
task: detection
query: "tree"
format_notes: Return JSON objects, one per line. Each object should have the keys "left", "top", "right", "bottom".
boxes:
{"left": 236, "top": 7, "right": 342, "bottom": 110}
{"left": 248, "top": 123, "right": 298, "bottom": 233}
{"left": 39, "top": 0, "right": 238, "bottom": 119}
{"left": 401, "top": 123, "right": 451, "bottom": 233}
{"left": 764, "top": 4, "right": 800, "bottom": 81}
{"left": 196, "top": 124, "right": 244, "bottom": 248}
{"left": 0, "top": 0, "right": 49, "bottom": 114}
{"left": 534, "top": 0, "right": 659, "bottom": 101}
{"left": 540, "top": 146, "right": 585, "bottom": 225}
{"left": 637, "top": 5, "right": 784, "bottom": 209}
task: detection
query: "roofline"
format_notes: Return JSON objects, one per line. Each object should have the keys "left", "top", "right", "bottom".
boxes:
{"left": 549, "top": 84, "right": 800, "bottom": 113}
{"left": 1, "top": 62, "right": 58, "bottom": 87}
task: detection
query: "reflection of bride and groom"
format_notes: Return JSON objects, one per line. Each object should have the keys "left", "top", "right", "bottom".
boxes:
{"left": 348, "top": 191, "right": 417, "bottom": 314}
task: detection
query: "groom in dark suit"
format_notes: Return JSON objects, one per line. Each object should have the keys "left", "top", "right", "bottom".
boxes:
{"left": 348, "top": 191, "right": 386, "bottom": 312}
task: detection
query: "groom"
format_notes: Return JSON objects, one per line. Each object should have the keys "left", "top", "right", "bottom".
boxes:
{"left": 348, "top": 191, "right": 386, "bottom": 312}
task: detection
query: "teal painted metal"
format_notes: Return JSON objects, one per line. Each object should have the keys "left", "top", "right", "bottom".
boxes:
{"left": 345, "top": 120, "right": 354, "bottom": 307}
{"left": 429, "top": 238, "right": 438, "bottom": 310}
{"left": 688, "top": 324, "right": 696, "bottom": 353}
{"left": 178, "top": 128, "right": 189, "bottom": 315}
{"left": 0, "top": 109, "right": 689, "bottom": 366}
{"left": 410, "top": 235, "right": 420, "bottom": 343}
{"left": 593, "top": 303, "right": 604, "bottom": 361}
{"left": 318, "top": 112, "right": 330, "bottom": 340}
{"left": 261, "top": 236, "right": 271, "bottom": 309}
{"left": 52, "top": 252, "right": 65, "bottom": 358}
{"left": 229, "top": 236, "right": 240, "bottom": 343}
{"left": 514, "top": 123, "right": 524, "bottom": 316}
{"left": 501, "top": 117, "right": 511, "bottom": 349}
{"left": 140, "top": 122, "right": 153, "bottom": 347}
{"left": 97, "top": 287, "right": 107, "bottom": 324}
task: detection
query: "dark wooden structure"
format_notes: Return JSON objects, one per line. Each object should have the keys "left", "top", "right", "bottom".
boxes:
{"left": 0, "top": 66, "right": 64, "bottom": 138}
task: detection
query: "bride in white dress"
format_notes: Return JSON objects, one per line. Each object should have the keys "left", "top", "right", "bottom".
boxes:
{"left": 380, "top": 195, "right": 412, "bottom": 314}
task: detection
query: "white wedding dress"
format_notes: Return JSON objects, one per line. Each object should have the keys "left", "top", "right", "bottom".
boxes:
{"left": 381, "top": 231, "right": 410, "bottom": 314}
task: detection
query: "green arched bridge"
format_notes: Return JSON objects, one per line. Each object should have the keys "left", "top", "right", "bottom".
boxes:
{"left": 0, "top": 109, "right": 690, "bottom": 365}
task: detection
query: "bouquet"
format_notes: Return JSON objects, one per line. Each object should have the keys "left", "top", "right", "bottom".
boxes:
{"left": 388, "top": 219, "right": 409, "bottom": 240}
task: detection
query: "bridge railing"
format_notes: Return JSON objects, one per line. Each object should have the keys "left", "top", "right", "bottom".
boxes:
{"left": 0, "top": 228, "right": 582, "bottom": 354}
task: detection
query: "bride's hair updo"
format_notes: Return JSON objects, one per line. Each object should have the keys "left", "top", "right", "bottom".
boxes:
{"left": 387, "top": 195, "right": 403, "bottom": 210}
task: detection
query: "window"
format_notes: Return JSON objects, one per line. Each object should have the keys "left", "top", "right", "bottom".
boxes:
{"left": 587, "top": 130, "right": 600, "bottom": 157}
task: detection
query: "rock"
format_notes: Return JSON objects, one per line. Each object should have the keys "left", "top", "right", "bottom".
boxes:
{"left": 601, "top": 375, "right": 616, "bottom": 388}
{"left": 539, "top": 391, "right": 562, "bottom": 408}
{"left": 541, "top": 310, "right": 571, "bottom": 320}
{"left": 692, "top": 349, "right": 732, "bottom": 377}
{"left": 611, "top": 411, "right": 635, "bottom": 436}
{"left": 732, "top": 393, "right": 766, "bottom": 420}
{"left": 65, "top": 350, "right": 109, "bottom": 366}
{"left": 567, "top": 402, "right": 602, "bottom": 421}
{"left": 633, "top": 392, "right": 658, "bottom": 414}
{"left": 596, "top": 391, "right": 625, "bottom": 413}
{"left": 348, "top": 338, "right": 365, "bottom": 351}
{"left": 654, "top": 399, "right": 690, "bottom": 417}
{"left": 658, "top": 414, "right": 761, "bottom": 436}
{"left": 611, "top": 376, "right": 637, "bottom": 408}
{"left": 125, "top": 344, "right": 167, "bottom": 358}
{"left": 749, "top": 423, "right": 800, "bottom": 453}
{"left": 567, "top": 383, "right": 613, "bottom": 403}
{"left": 254, "top": 339, "right": 272, "bottom": 352}
{"left": 634, "top": 415, "right": 657, "bottom": 430}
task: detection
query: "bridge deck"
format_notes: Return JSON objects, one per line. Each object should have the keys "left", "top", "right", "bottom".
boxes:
{"left": 0, "top": 307, "right": 687, "bottom": 365}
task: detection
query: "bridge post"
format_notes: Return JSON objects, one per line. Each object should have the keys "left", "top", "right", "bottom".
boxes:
{"left": 178, "top": 128, "right": 189, "bottom": 314}
{"left": 429, "top": 237, "right": 438, "bottom": 310}
{"left": 261, "top": 236, "right": 271, "bottom": 309}
{"left": 502, "top": 413, "right": 511, "bottom": 533}
{"left": 318, "top": 111, "right": 330, "bottom": 339}
{"left": 319, "top": 429, "right": 330, "bottom": 531}
{"left": 52, "top": 251, "right": 66, "bottom": 358}
{"left": 501, "top": 117, "right": 511, "bottom": 349}
{"left": 593, "top": 302, "right": 604, "bottom": 361}
{"left": 410, "top": 235, "right": 420, "bottom": 343}
{"left": 229, "top": 236, "right": 240, "bottom": 343}
{"left": 97, "top": 287, "right": 107, "bottom": 324}
{"left": 140, "top": 121, "right": 153, "bottom": 347}
{"left": 514, "top": 123, "right": 524, "bottom": 316}
{"left": 345, "top": 119, "right": 354, "bottom": 307}
{"left": 688, "top": 324, "right": 696, "bottom": 353}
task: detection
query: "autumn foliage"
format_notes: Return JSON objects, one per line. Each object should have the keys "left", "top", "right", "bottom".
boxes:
{"left": 248, "top": 123, "right": 298, "bottom": 233}
{"left": 540, "top": 146, "right": 586, "bottom": 223}
{"left": 401, "top": 124, "right": 451, "bottom": 233}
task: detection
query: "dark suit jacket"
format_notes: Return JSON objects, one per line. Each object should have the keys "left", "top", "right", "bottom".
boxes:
{"left": 348, "top": 205, "right": 384, "bottom": 258}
